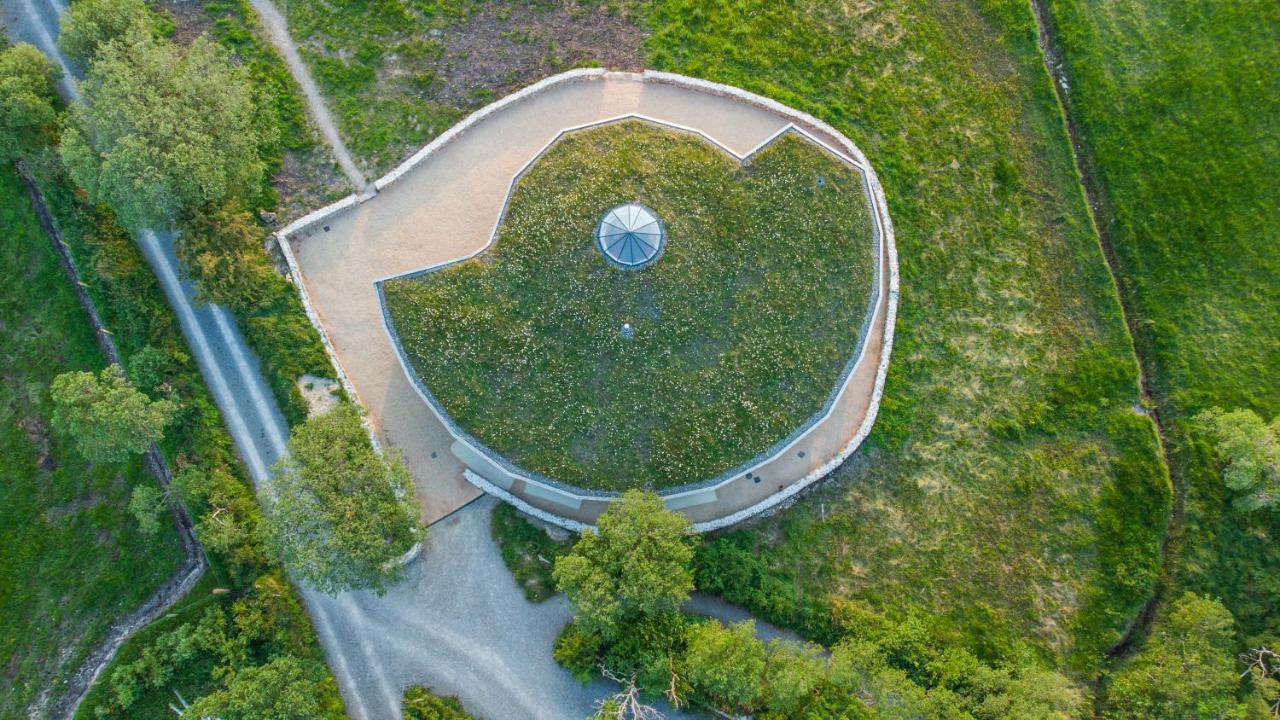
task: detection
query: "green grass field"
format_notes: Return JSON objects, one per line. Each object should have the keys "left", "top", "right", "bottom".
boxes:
{"left": 287, "top": 0, "right": 1175, "bottom": 678}
{"left": 1045, "top": 0, "right": 1280, "bottom": 653}
{"left": 643, "top": 0, "right": 1169, "bottom": 672}
{"left": 384, "top": 122, "right": 875, "bottom": 489}
{"left": 0, "top": 168, "right": 182, "bottom": 718}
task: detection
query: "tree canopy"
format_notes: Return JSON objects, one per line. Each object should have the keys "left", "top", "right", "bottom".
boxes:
{"left": 682, "top": 619, "right": 765, "bottom": 713}
{"left": 175, "top": 201, "right": 282, "bottom": 312}
{"left": 264, "top": 403, "right": 423, "bottom": 594}
{"left": 0, "top": 43, "right": 60, "bottom": 163}
{"left": 1201, "top": 408, "right": 1280, "bottom": 512}
{"left": 1104, "top": 592, "right": 1250, "bottom": 719}
{"left": 49, "top": 363, "right": 175, "bottom": 463}
{"left": 57, "top": 0, "right": 153, "bottom": 68}
{"left": 181, "top": 655, "right": 334, "bottom": 720}
{"left": 552, "top": 490, "right": 697, "bottom": 640}
{"left": 60, "top": 30, "right": 271, "bottom": 230}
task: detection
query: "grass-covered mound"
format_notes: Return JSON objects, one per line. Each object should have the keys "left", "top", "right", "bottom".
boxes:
{"left": 383, "top": 121, "right": 877, "bottom": 490}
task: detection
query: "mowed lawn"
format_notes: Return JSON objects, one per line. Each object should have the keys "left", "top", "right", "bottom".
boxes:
{"left": 646, "top": 0, "right": 1169, "bottom": 671}
{"left": 1046, "top": 0, "right": 1280, "bottom": 642}
{"left": 0, "top": 169, "right": 182, "bottom": 716}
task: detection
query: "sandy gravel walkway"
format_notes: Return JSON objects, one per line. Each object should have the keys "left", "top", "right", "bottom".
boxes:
{"left": 291, "top": 74, "right": 889, "bottom": 525}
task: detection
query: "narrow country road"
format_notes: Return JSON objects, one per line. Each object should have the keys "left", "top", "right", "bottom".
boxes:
{"left": 246, "top": 0, "right": 369, "bottom": 192}
{"left": 2, "top": 4, "right": 799, "bottom": 719}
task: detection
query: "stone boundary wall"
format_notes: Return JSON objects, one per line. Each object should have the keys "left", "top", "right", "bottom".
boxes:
{"left": 277, "top": 70, "right": 900, "bottom": 532}
{"left": 373, "top": 115, "right": 883, "bottom": 501}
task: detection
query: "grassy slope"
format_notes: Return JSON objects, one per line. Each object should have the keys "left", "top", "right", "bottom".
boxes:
{"left": 0, "top": 168, "right": 181, "bottom": 717}
{"left": 28, "top": 173, "right": 343, "bottom": 719}
{"left": 646, "top": 0, "right": 1168, "bottom": 671}
{"left": 1045, "top": 0, "right": 1280, "bottom": 645}
{"left": 385, "top": 123, "right": 875, "bottom": 489}
{"left": 284, "top": 0, "right": 645, "bottom": 174}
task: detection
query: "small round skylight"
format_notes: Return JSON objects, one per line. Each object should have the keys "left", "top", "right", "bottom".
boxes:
{"left": 596, "top": 203, "right": 665, "bottom": 270}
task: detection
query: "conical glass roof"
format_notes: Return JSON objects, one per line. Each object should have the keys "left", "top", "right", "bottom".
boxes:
{"left": 596, "top": 204, "right": 665, "bottom": 269}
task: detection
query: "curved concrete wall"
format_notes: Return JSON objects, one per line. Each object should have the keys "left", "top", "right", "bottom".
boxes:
{"left": 278, "top": 70, "right": 899, "bottom": 532}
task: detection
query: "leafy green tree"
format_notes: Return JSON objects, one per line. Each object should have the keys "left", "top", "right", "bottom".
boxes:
{"left": 976, "top": 666, "right": 1088, "bottom": 720}
{"left": 181, "top": 655, "right": 332, "bottom": 720}
{"left": 57, "top": 0, "right": 152, "bottom": 68}
{"left": 172, "top": 463, "right": 270, "bottom": 584}
{"left": 50, "top": 363, "right": 175, "bottom": 463}
{"left": 1104, "top": 592, "right": 1248, "bottom": 719}
{"left": 761, "top": 638, "right": 826, "bottom": 716}
{"left": 127, "top": 483, "right": 165, "bottom": 535}
{"left": 1201, "top": 408, "right": 1280, "bottom": 511}
{"left": 402, "top": 686, "right": 475, "bottom": 719}
{"left": 60, "top": 30, "right": 271, "bottom": 230}
{"left": 682, "top": 620, "right": 765, "bottom": 714}
{"left": 552, "top": 490, "right": 696, "bottom": 639}
{"left": 0, "top": 43, "right": 60, "bottom": 162}
{"left": 828, "top": 639, "right": 971, "bottom": 720}
{"left": 264, "top": 403, "right": 423, "bottom": 594}
{"left": 175, "top": 201, "right": 281, "bottom": 312}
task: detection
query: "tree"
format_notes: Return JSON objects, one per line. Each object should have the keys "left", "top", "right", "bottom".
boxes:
{"left": 57, "top": 0, "right": 152, "bottom": 68}
{"left": 827, "top": 639, "right": 971, "bottom": 720}
{"left": 976, "top": 666, "right": 1088, "bottom": 720}
{"left": 402, "top": 685, "right": 476, "bottom": 720}
{"left": 682, "top": 620, "right": 765, "bottom": 714}
{"left": 761, "top": 638, "right": 826, "bottom": 716}
{"left": 175, "top": 201, "right": 282, "bottom": 312}
{"left": 264, "top": 403, "right": 423, "bottom": 594}
{"left": 60, "top": 30, "right": 271, "bottom": 230}
{"left": 181, "top": 655, "right": 332, "bottom": 720}
{"left": 0, "top": 43, "right": 60, "bottom": 162}
{"left": 552, "top": 490, "right": 696, "bottom": 640}
{"left": 127, "top": 483, "right": 165, "bottom": 535}
{"left": 172, "top": 463, "right": 270, "bottom": 584}
{"left": 1104, "top": 592, "right": 1249, "bottom": 720}
{"left": 50, "top": 364, "right": 175, "bottom": 463}
{"left": 1201, "top": 408, "right": 1280, "bottom": 511}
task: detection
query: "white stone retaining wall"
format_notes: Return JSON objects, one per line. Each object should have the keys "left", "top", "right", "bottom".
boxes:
{"left": 277, "top": 69, "right": 900, "bottom": 533}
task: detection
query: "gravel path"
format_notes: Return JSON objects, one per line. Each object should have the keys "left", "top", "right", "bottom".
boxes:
{"left": 246, "top": 0, "right": 369, "bottom": 192}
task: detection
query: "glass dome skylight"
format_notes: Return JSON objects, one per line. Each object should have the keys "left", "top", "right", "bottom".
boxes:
{"left": 595, "top": 203, "right": 665, "bottom": 270}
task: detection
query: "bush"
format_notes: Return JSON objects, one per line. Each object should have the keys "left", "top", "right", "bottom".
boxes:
{"left": 0, "top": 43, "right": 60, "bottom": 161}
{"left": 490, "top": 502, "right": 572, "bottom": 603}
{"left": 57, "top": 0, "right": 153, "bottom": 68}
{"left": 402, "top": 685, "right": 476, "bottom": 719}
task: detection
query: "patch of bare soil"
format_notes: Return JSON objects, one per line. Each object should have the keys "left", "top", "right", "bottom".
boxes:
{"left": 18, "top": 416, "right": 56, "bottom": 472}
{"left": 270, "top": 146, "right": 350, "bottom": 224}
{"left": 434, "top": 1, "right": 647, "bottom": 107}
{"left": 151, "top": 0, "right": 215, "bottom": 44}
{"left": 44, "top": 492, "right": 106, "bottom": 522}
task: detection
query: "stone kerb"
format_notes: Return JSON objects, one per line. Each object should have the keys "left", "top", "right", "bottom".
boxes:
{"left": 277, "top": 69, "right": 900, "bottom": 532}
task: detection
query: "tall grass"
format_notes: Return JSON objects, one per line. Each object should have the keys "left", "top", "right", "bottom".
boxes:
{"left": 1047, "top": 0, "right": 1280, "bottom": 645}
{"left": 645, "top": 0, "right": 1169, "bottom": 672}
{"left": 0, "top": 168, "right": 183, "bottom": 715}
